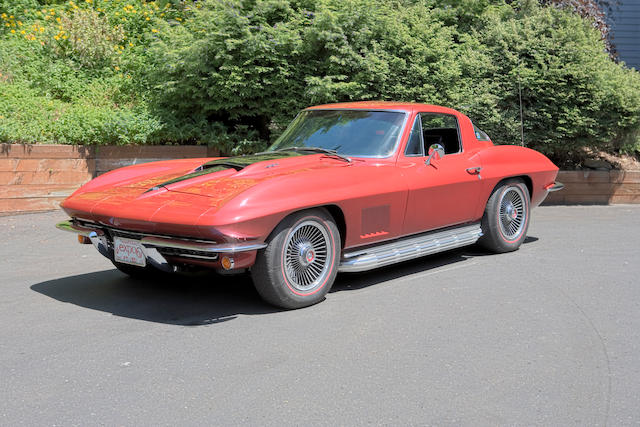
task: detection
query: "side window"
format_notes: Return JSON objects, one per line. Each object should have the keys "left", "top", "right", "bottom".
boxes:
{"left": 404, "top": 115, "right": 424, "bottom": 156}
{"left": 473, "top": 124, "right": 491, "bottom": 141}
{"left": 419, "top": 113, "right": 461, "bottom": 155}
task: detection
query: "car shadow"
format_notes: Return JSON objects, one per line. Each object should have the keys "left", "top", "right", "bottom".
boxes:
{"left": 31, "top": 236, "right": 540, "bottom": 325}
{"left": 31, "top": 270, "right": 276, "bottom": 326}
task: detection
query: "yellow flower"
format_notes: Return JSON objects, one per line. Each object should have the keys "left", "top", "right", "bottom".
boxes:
{"left": 20, "top": 30, "right": 25, "bottom": 34}
{"left": 54, "top": 34, "right": 59, "bottom": 40}
{"left": 56, "top": 17, "right": 61, "bottom": 22}
{"left": 114, "top": 66, "right": 120, "bottom": 71}
{"left": 50, "top": 10, "right": 55, "bottom": 15}
{"left": 151, "top": 28, "right": 158, "bottom": 33}
{"left": 145, "top": 17, "right": 149, "bottom": 21}
{"left": 10, "top": 29, "right": 15, "bottom": 33}
{"left": 175, "top": 17, "right": 182, "bottom": 21}
{"left": 1, "top": 13, "right": 7, "bottom": 19}
{"left": 17, "top": 21, "right": 22, "bottom": 26}
{"left": 128, "top": 42, "right": 133, "bottom": 47}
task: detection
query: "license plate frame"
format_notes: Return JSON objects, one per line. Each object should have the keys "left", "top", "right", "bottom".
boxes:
{"left": 113, "top": 237, "right": 146, "bottom": 267}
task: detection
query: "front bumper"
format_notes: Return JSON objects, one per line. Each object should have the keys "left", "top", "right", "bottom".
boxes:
{"left": 56, "top": 220, "right": 267, "bottom": 271}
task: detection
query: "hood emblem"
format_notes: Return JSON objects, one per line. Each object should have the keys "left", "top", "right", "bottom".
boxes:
{"left": 265, "top": 163, "right": 279, "bottom": 168}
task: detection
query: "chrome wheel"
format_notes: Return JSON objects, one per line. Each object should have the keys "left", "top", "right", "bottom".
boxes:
{"left": 283, "top": 220, "right": 331, "bottom": 292}
{"left": 499, "top": 186, "right": 526, "bottom": 239}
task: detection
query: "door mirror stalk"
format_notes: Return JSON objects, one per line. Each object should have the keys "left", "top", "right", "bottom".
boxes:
{"left": 425, "top": 144, "right": 445, "bottom": 166}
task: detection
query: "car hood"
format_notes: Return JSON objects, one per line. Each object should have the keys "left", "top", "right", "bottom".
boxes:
{"left": 62, "top": 151, "right": 352, "bottom": 227}
{"left": 157, "top": 151, "right": 351, "bottom": 199}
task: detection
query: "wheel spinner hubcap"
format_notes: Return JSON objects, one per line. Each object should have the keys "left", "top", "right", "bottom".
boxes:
{"left": 499, "top": 187, "right": 526, "bottom": 239}
{"left": 284, "top": 220, "right": 331, "bottom": 292}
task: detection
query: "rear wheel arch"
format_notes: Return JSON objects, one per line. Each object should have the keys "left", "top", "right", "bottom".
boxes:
{"left": 490, "top": 175, "right": 532, "bottom": 198}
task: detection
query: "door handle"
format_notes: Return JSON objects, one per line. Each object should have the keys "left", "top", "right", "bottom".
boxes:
{"left": 466, "top": 166, "right": 482, "bottom": 175}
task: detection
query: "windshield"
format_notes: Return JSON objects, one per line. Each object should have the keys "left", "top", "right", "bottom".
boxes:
{"left": 267, "top": 110, "right": 406, "bottom": 158}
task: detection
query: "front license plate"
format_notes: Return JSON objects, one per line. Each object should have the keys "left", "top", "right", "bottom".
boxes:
{"left": 113, "top": 237, "right": 146, "bottom": 267}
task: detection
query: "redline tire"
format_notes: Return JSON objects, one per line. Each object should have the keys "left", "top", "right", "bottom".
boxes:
{"left": 251, "top": 208, "right": 341, "bottom": 309}
{"left": 479, "top": 179, "right": 530, "bottom": 253}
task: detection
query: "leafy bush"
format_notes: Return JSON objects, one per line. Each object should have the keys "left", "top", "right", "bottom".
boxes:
{"left": 0, "top": 80, "right": 161, "bottom": 144}
{"left": 0, "top": 0, "right": 638, "bottom": 164}
{"left": 145, "top": 0, "right": 640, "bottom": 163}
{"left": 450, "top": 0, "right": 640, "bottom": 162}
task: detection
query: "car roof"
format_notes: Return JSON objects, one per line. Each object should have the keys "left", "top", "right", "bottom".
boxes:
{"left": 305, "top": 101, "right": 461, "bottom": 115}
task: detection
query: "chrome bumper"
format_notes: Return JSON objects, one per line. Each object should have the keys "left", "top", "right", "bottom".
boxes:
{"left": 56, "top": 220, "right": 267, "bottom": 271}
{"left": 547, "top": 181, "right": 564, "bottom": 192}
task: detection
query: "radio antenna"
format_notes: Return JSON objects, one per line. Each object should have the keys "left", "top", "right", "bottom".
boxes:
{"left": 518, "top": 62, "right": 524, "bottom": 147}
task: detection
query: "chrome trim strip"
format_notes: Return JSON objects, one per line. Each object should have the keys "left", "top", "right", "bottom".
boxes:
{"left": 56, "top": 220, "right": 266, "bottom": 254}
{"left": 339, "top": 223, "right": 482, "bottom": 273}
{"left": 140, "top": 236, "right": 266, "bottom": 253}
{"left": 547, "top": 182, "right": 564, "bottom": 192}
{"left": 161, "top": 253, "right": 220, "bottom": 261}
{"left": 56, "top": 220, "right": 103, "bottom": 237}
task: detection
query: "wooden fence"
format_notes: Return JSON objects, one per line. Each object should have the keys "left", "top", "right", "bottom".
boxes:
{"left": 0, "top": 144, "right": 218, "bottom": 214}
{"left": 1, "top": 144, "right": 638, "bottom": 214}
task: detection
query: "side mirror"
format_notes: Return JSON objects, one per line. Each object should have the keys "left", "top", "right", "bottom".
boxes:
{"left": 425, "top": 144, "right": 445, "bottom": 166}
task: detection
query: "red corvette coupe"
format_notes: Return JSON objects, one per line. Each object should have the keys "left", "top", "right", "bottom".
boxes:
{"left": 57, "top": 102, "right": 562, "bottom": 308}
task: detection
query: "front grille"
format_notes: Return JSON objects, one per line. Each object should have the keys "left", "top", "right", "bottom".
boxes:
{"left": 157, "top": 247, "right": 219, "bottom": 260}
{"left": 74, "top": 219, "right": 219, "bottom": 260}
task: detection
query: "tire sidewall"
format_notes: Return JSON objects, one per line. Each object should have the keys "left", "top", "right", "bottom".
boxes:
{"left": 494, "top": 182, "right": 530, "bottom": 246}
{"left": 252, "top": 208, "right": 341, "bottom": 309}
{"left": 480, "top": 179, "right": 530, "bottom": 253}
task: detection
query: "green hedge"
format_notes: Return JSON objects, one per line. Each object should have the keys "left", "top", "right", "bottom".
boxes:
{"left": 1, "top": 0, "right": 639, "bottom": 163}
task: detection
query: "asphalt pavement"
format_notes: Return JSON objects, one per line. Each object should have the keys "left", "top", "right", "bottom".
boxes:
{"left": 1, "top": 206, "right": 639, "bottom": 426}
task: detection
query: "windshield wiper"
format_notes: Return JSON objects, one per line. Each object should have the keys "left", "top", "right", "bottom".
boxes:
{"left": 273, "top": 147, "right": 352, "bottom": 163}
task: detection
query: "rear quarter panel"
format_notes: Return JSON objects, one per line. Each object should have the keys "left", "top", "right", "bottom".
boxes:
{"left": 475, "top": 145, "right": 559, "bottom": 216}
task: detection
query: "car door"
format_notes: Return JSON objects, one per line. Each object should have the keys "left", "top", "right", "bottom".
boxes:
{"left": 400, "top": 112, "right": 484, "bottom": 236}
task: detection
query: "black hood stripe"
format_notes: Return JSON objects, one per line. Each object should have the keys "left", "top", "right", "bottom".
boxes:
{"left": 145, "top": 151, "right": 303, "bottom": 192}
